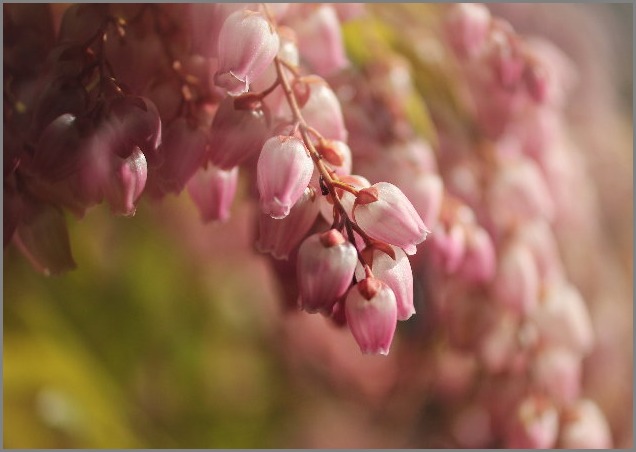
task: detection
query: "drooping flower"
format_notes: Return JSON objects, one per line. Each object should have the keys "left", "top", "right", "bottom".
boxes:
{"left": 214, "top": 10, "right": 280, "bottom": 96}
{"left": 186, "top": 163, "right": 239, "bottom": 223}
{"left": 297, "top": 229, "right": 358, "bottom": 314}
{"left": 353, "top": 181, "right": 429, "bottom": 255}
{"left": 345, "top": 277, "right": 398, "bottom": 355}
{"left": 256, "top": 135, "right": 314, "bottom": 219}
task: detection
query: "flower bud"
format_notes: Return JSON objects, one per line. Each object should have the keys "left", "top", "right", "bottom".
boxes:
{"left": 505, "top": 394, "right": 559, "bottom": 449}
{"left": 106, "top": 96, "right": 162, "bottom": 159}
{"left": 531, "top": 282, "right": 595, "bottom": 355}
{"left": 103, "top": 147, "right": 148, "bottom": 217}
{"left": 256, "top": 186, "right": 320, "bottom": 259}
{"left": 297, "top": 229, "right": 358, "bottom": 314}
{"left": 445, "top": 3, "right": 491, "bottom": 59}
{"left": 152, "top": 118, "right": 208, "bottom": 195}
{"left": 208, "top": 96, "right": 269, "bottom": 169}
{"left": 559, "top": 400, "right": 612, "bottom": 449}
{"left": 257, "top": 135, "right": 314, "bottom": 219}
{"left": 493, "top": 240, "right": 540, "bottom": 315}
{"left": 456, "top": 226, "right": 497, "bottom": 284}
{"left": 355, "top": 245, "right": 414, "bottom": 320}
{"left": 353, "top": 182, "right": 429, "bottom": 255}
{"left": 532, "top": 345, "right": 581, "bottom": 405}
{"left": 300, "top": 76, "right": 347, "bottom": 141}
{"left": 345, "top": 278, "right": 398, "bottom": 355}
{"left": 186, "top": 164, "right": 238, "bottom": 223}
{"left": 214, "top": 10, "right": 280, "bottom": 96}
{"left": 294, "top": 5, "right": 348, "bottom": 76}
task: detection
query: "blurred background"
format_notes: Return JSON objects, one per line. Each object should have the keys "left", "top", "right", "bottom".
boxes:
{"left": 3, "top": 3, "right": 633, "bottom": 448}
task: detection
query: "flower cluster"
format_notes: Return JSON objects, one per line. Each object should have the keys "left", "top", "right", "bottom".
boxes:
{"left": 4, "top": 4, "right": 621, "bottom": 448}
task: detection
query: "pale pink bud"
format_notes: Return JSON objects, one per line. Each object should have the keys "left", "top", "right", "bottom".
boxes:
{"left": 353, "top": 182, "right": 429, "bottom": 255}
{"left": 294, "top": 5, "right": 348, "bottom": 76}
{"left": 300, "top": 76, "right": 347, "bottom": 141}
{"left": 257, "top": 135, "right": 314, "bottom": 219}
{"left": 456, "top": 226, "right": 496, "bottom": 283}
{"left": 256, "top": 186, "right": 320, "bottom": 259}
{"left": 186, "top": 164, "right": 238, "bottom": 223}
{"left": 214, "top": 10, "right": 280, "bottom": 96}
{"left": 188, "top": 4, "right": 256, "bottom": 58}
{"left": 429, "top": 222, "right": 467, "bottom": 274}
{"left": 400, "top": 172, "right": 443, "bottom": 232}
{"left": 355, "top": 245, "right": 414, "bottom": 320}
{"left": 297, "top": 229, "right": 358, "bottom": 314}
{"left": 493, "top": 240, "right": 540, "bottom": 315}
{"left": 517, "top": 220, "right": 564, "bottom": 283}
{"left": 505, "top": 394, "right": 559, "bottom": 449}
{"left": 559, "top": 400, "right": 612, "bottom": 449}
{"left": 103, "top": 147, "right": 148, "bottom": 217}
{"left": 531, "top": 282, "right": 595, "bottom": 355}
{"left": 345, "top": 278, "right": 398, "bottom": 355}
{"left": 478, "top": 311, "right": 518, "bottom": 374}
{"left": 487, "top": 24, "right": 526, "bottom": 89}
{"left": 532, "top": 345, "right": 581, "bottom": 405}
{"left": 445, "top": 3, "right": 491, "bottom": 59}
{"left": 151, "top": 118, "right": 208, "bottom": 195}
{"left": 208, "top": 96, "right": 269, "bottom": 169}
{"left": 489, "top": 157, "right": 555, "bottom": 228}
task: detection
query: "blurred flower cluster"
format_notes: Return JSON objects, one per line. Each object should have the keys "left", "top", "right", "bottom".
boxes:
{"left": 4, "top": 3, "right": 632, "bottom": 449}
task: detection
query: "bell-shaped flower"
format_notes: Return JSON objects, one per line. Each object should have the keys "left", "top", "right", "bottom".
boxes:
{"left": 445, "top": 3, "right": 491, "bottom": 59}
{"left": 429, "top": 221, "right": 467, "bottom": 274}
{"left": 186, "top": 163, "right": 238, "bottom": 223}
{"left": 152, "top": 118, "right": 208, "bottom": 195}
{"left": 355, "top": 245, "right": 414, "bottom": 321}
{"left": 257, "top": 135, "right": 314, "bottom": 219}
{"left": 106, "top": 96, "right": 162, "bottom": 159}
{"left": 293, "top": 5, "right": 348, "bottom": 76}
{"left": 214, "top": 10, "right": 280, "bottom": 96}
{"left": 493, "top": 240, "right": 539, "bottom": 315}
{"left": 315, "top": 139, "right": 352, "bottom": 177}
{"left": 400, "top": 172, "right": 443, "bottom": 232}
{"left": 531, "top": 281, "right": 595, "bottom": 355}
{"left": 300, "top": 76, "right": 347, "bottom": 141}
{"left": 558, "top": 400, "right": 612, "bottom": 449}
{"left": 256, "top": 186, "right": 320, "bottom": 259}
{"left": 532, "top": 345, "right": 582, "bottom": 406}
{"left": 345, "top": 277, "right": 398, "bottom": 355}
{"left": 297, "top": 229, "right": 358, "bottom": 314}
{"left": 505, "top": 394, "right": 559, "bottom": 449}
{"left": 188, "top": 3, "right": 255, "bottom": 58}
{"left": 457, "top": 226, "right": 497, "bottom": 284}
{"left": 208, "top": 96, "right": 269, "bottom": 169}
{"left": 353, "top": 182, "right": 429, "bottom": 255}
{"left": 103, "top": 146, "right": 148, "bottom": 217}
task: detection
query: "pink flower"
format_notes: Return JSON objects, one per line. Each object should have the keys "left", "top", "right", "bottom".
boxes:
{"left": 293, "top": 5, "right": 348, "bottom": 76}
{"left": 531, "top": 281, "right": 595, "bottom": 355}
{"left": 493, "top": 240, "right": 540, "bottom": 315}
{"left": 456, "top": 226, "right": 497, "bottom": 284}
{"left": 297, "top": 229, "right": 358, "bottom": 314}
{"left": 186, "top": 164, "right": 238, "bottom": 223}
{"left": 208, "top": 95, "right": 269, "bottom": 169}
{"left": 445, "top": 3, "right": 492, "bottom": 59}
{"left": 345, "top": 277, "right": 398, "bottom": 355}
{"left": 505, "top": 394, "right": 559, "bottom": 449}
{"left": 214, "top": 10, "right": 280, "bottom": 96}
{"left": 353, "top": 182, "right": 429, "bottom": 255}
{"left": 299, "top": 76, "right": 348, "bottom": 141}
{"left": 559, "top": 400, "right": 612, "bottom": 449}
{"left": 256, "top": 186, "right": 320, "bottom": 260}
{"left": 256, "top": 135, "right": 314, "bottom": 219}
{"left": 532, "top": 345, "right": 582, "bottom": 405}
{"left": 355, "top": 245, "right": 415, "bottom": 320}
{"left": 103, "top": 147, "right": 148, "bottom": 217}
